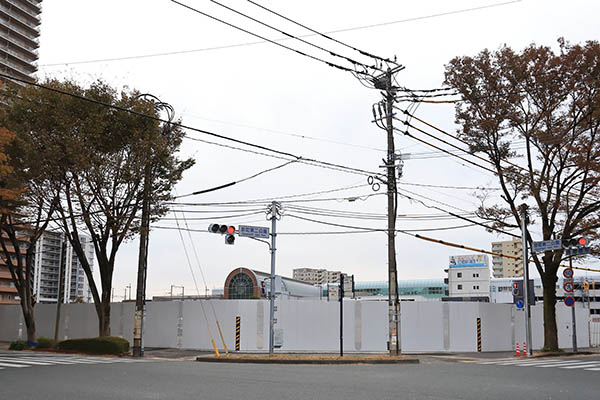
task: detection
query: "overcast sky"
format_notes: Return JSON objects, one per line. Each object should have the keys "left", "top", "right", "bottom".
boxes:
{"left": 34, "top": 0, "right": 600, "bottom": 299}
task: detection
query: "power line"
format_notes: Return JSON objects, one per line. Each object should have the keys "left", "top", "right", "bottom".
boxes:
{"left": 245, "top": 0, "right": 394, "bottom": 65}
{"left": 287, "top": 213, "right": 478, "bottom": 233}
{"left": 170, "top": 0, "right": 367, "bottom": 75}
{"left": 206, "top": 0, "right": 380, "bottom": 72}
{"left": 169, "top": 183, "right": 374, "bottom": 206}
{"left": 175, "top": 160, "right": 297, "bottom": 198}
{"left": 181, "top": 112, "right": 387, "bottom": 153}
{"left": 0, "top": 73, "right": 381, "bottom": 178}
{"left": 38, "top": 1, "right": 521, "bottom": 68}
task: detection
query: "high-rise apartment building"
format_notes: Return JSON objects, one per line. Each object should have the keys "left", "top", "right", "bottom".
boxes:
{"left": 292, "top": 268, "right": 344, "bottom": 285}
{"left": 491, "top": 238, "right": 523, "bottom": 278}
{"left": 0, "top": 0, "right": 42, "bottom": 82}
{"left": 32, "top": 231, "right": 94, "bottom": 304}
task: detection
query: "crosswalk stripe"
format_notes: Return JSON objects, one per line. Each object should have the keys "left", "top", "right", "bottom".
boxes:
{"left": 535, "top": 360, "right": 595, "bottom": 368}
{"left": 0, "top": 362, "right": 30, "bottom": 368}
{"left": 1, "top": 357, "right": 75, "bottom": 365}
{"left": 585, "top": 367, "right": 600, "bottom": 371}
{"left": 0, "top": 357, "right": 54, "bottom": 366}
{"left": 560, "top": 362, "right": 600, "bottom": 369}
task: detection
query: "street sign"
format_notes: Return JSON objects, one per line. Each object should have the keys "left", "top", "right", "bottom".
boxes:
{"left": 564, "top": 247, "right": 591, "bottom": 257}
{"left": 563, "top": 268, "right": 574, "bottom": 279}
{"left": 563, "top": 281, "right": 574, "bottom": 293}
{"left": 515, "top": 300, "right": 524, "bottom": 309}
{"left": 238, "top": 225, "right": 270, "bottom": 239}
{"left": 532, "top": 239, "right": 562, "bottom": 253}
{"left": 564, "top": 296, "right": 575, "bottom": 307}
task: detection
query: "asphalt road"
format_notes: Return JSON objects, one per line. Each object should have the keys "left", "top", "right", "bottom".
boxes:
{"left": 1, "top": 351, "right": 599, "bottom": 400}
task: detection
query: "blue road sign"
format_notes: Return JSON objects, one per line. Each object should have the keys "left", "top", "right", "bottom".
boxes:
{"left": 515, "top": 300, "right": 524, "bottom": 309}
{"left": 564, "top": 296, "right": 575, "bottom": 307}
{"left": 532, "top": 239, "right": 562, "bottom": 253}
{"left": 239, "top": 225, "right": 270, "bottom": 239}
{"left": 564, "top": 247, "right": 591, "bottom": 257}
{"left": 563, "top": 268, "right": 574, "bottom": 279}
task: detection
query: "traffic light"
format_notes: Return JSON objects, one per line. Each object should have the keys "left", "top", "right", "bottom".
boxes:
{"left": 512, "top": 279, "right": 536, "bottom": 307}
{"left": 583, "top": 281, "right": 590, "bottom": 291}
{"left": 208, "top": 224, "right": 236, "bottom": 245}
{"left": 561, "top": 237, "right": 588, "bottom": 249}
{"left": 512, "top": 281, "right": 523, "bottom": 307}
{"left": 260, "top": 281, "right": 266, "bottom": 296}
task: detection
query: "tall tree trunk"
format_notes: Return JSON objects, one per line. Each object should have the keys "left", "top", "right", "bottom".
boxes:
{"left": 97, "top": 292, "right": 111, "bottom": 337}
{"left": 25, "top": 313, "right": 36, "bottom": 343}
{"left": 21, "top": 297, "right": 36, "bottom": 343}
{"left": 541, "top": 273, "right": 559, "bottom": 351}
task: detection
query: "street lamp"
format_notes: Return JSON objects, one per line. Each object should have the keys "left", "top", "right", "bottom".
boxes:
{"left": 132, "top": 94, "right": 175, "bottom": 358}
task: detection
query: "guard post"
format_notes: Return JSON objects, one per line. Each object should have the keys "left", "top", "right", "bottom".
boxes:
{"left": 235, "top": 316, "right": 241, "bottom": 351}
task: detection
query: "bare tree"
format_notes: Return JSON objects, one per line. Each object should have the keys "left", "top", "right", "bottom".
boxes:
{"left": 444, "top": 39, "right": 600, "bottom": 351}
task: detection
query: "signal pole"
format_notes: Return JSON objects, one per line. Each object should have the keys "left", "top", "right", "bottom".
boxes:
{"left": 267, "top": 201, "right": 282, "bottom": 355}
{"left": 520, "top": 204, "right": 532, "bottom": 356}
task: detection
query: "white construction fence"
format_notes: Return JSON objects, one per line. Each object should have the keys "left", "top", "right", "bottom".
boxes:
{"left": 0, "top": 300, "right": 592, "bottom": 353}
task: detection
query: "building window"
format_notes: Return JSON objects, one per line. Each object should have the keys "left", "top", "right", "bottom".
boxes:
{"left": 473, "top": 273, "right": 479, "bottom": 278}
{"left": 473, "top": 285, "right": 479, "bottom": 290}
{"left": 457, "top": 272, "right": 462, "bottom": 278}
{"left": 457, "top": 284, "right": 462, "bottom": 290}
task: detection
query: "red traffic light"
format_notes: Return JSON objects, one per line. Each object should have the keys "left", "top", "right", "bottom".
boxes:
{"left": 512, "top": 282, "right": 518, "bottom": 289}
{"left": 578, "top": 237, "right": 587, "bottom": 246}
{"left": 227, "top": 226, "right": 235, "bottom": 235}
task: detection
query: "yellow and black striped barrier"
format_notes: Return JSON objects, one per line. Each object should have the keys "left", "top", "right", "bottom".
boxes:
{"left": 477, "top": 318, "right": 482, "bottom": 352}
{"left": 235, "top": 316, "right": 241, "bottom": 351}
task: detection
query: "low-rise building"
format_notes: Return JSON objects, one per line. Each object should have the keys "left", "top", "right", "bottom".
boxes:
{"left": 292, "top": 267, "right": 343, "bottom": 285}
{"left": 446, "top": 254, "right": 491, "bottom": 300}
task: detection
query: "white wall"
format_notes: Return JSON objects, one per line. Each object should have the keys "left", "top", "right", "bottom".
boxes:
{"left": 0, "top": 300, "right": 590, "bottom": 353}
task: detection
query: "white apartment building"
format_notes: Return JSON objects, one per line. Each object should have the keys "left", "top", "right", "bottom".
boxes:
{"left": 446, "top": 254, "right": 491, "bottom": 299}
{"left": 292, "top": 268, "right": 343, "bottom": 285}
{"left": 32, "top": 231, "right": 94, "bottom": 304}
{"left": 491, "top": 238, "right": 523, "bottom": 278}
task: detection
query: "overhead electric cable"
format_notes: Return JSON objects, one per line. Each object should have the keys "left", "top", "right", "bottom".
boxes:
{"left": 182, "top": 113, "right": 387, "bottom": 152}
{"left": 287, "top": 213, "right": 478, "bottom": 233}
{"left": 169, "top": 0, "right": 367, "bottom": 75}
{"left": 397, "top": 191, "right": 520, "bottom": 238}
{"left": 171, "top": 209, "right": 221, "bottom": 355}
{"left": 245, "top": 0, "right": 394, "bottom": 64}
{"left": 399, "top": 127, "right": 497, "bottom": 174}
{"left": 0, "top": 73, "right": 381, "bottom": 178}
{"left": 205, "top": 0, "right": 380, "bottom": 71}
{"left": 176, "top": 160, "right": 297, "bottom": 198}
{"left": 39, "top": 1, "right": 522, "bottom": 67}
{"left": 176, "top": 204, "right": 229, "bottom": 354}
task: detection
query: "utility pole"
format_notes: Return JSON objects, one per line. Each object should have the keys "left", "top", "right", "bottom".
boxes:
{"left": 372, "top": 66, "right": 404, "bottom": 355}
{"left": 339, "top": 273, "right": 344, "bottom": 357}
{"left": 267, "top": 201, "right": 281, "bottom": 355}
{"left": 520, "top": 204, "right": 533, "bottom": 356}
{"left": 132, "top": 94, "right": 175, "bottom": 358}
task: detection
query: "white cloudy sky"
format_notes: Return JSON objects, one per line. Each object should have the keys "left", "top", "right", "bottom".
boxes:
{"left": 34, "top": 0, "right": 600, "bottom": 298}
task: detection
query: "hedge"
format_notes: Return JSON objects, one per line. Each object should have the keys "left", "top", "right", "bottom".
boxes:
{"left": 57, "top": 336, "right": 130, "bottom": 355}
{"left": 9, "top": 340, "right": 29, "bottom": 350}
{"left": 36, "top": 337, "right": 56, "bottom": 349}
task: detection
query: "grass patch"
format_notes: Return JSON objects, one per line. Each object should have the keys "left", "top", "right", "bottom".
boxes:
{"left": 57, "top": 336, "right": 130, "bottom": 355}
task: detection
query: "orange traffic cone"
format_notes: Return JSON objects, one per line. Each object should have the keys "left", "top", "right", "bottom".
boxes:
{"left": 522, "top": 341, "right": 527, "bottom": 357}
{"left": 514, "top": 342, "right": 521, "bottom": 357}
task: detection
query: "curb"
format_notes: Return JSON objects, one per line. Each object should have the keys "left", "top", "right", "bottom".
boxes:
{"left": 195, "top": 357, "right": 420, "bottom": 365}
